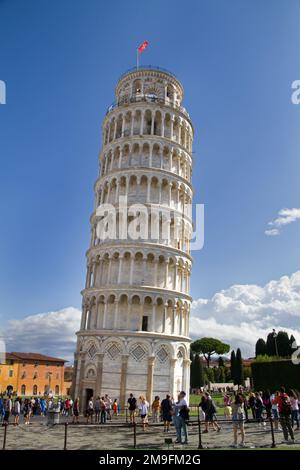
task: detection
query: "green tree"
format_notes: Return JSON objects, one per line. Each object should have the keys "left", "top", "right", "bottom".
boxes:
{"left": 191, "top": 338, "right": 230, "bottom": 368}
{"left": 277, "top": 331, "right": 292, "bottom": 357}
{"left": 213, "top": 367, "right": 220, "bottom": 382}
{"left": 219, "top": 367, "right": 226, "bottom": 383}
{"left": 235, "top": 348, "right": 244, "bottom": 386}
{"left": 266, "top": 332, "right": 276, "bottom": 356}
{"left": 230, "top": 350, "right": 236, "bottom": 383}
{"left": 205, "top": 367, "right": 214, "bottom": 384}
{"left": 190, "top": 354, "right": 205, "bottom": 388}
{"left": 224, "top": 366, "right": 231, "bottom": 382}
{"left": 218, "top": 356, "right": 225, "bottom": 368}
{"left": 255, "top": 338, "right": 267, "bottom": 357}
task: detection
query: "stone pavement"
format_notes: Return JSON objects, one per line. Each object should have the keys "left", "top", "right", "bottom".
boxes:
{"left": 0, "top": 417, "right": 299, "bottom": 450}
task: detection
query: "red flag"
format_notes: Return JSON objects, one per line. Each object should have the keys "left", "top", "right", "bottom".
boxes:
{"left": 138, "top": 40, "right": 149, "bottom": 53}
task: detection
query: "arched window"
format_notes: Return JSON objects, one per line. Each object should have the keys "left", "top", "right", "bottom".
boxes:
{"left": 132, "top": 79, "right": 142, "bottom": 95}
{"left": 21, "top": 384, "right": 26, "bottom": 395}
{"left": 33, "top": 385, "right": 38, "bottom": 395}
{"left": 55, "top": 385, "right": 60, "bottom": 395}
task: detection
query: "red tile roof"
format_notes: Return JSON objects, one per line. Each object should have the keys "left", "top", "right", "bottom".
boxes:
{"left": 6, "top": 352, "right": 66, "bottom": 363}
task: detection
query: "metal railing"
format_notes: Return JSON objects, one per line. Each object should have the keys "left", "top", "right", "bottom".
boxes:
{"left": 117, "top": 65, "right": 179, "bottom": 82}
{"left": 106, "top": 93, "right": 190, "bottom": 119}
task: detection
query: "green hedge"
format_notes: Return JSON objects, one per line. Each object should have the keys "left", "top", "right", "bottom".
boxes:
{"left": 251, "top": 360, "right": 300, "bottom": 391}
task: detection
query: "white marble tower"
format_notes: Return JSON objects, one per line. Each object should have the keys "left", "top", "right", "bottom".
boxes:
{"left": 73, "top": 66, "right": 194, "bottom": 408}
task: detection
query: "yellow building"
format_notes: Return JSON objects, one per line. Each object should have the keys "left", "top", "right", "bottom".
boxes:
{"left": 0, "top": 352, "right": 67, "bottom": 396}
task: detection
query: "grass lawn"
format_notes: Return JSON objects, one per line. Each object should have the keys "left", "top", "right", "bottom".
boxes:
{"left": 189, "top": 393, "right": 225, "bottom": 416}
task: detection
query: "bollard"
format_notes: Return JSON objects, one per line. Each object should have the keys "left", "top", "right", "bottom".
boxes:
{"left": 133, "top": 422, "right": 137, "bottom": 449}
{"left": 63, "top": 422, "right": 68, "bottom": 451}
{"left": 270, "top": 417, "right": 276, "bottom": 448}
{"left": 2, "top": 423, "right": 8, "bottom": 450}
{"left": 197, "top": 410, "right": 203, "bottom": 449}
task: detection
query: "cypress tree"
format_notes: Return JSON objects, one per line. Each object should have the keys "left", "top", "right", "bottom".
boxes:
{"left": 255, "top": 338, "right": 267, "bottom": 357}
{"left": 230, "top": 350, "right": 236, "bottom": 383}
{"left": 266, "top": 332, "right": 276, "bottom": 356}
{"left": 190, "top": 354, "right": 205, "bottom": 388}
{"left": 235, "top": 348, "right": 244, "bottom": 386}
{"left": 218, "top": 356, "right": 225, "bottom": 368}
{"left": 277, "top": 331, "right": 291, "bottom": 357}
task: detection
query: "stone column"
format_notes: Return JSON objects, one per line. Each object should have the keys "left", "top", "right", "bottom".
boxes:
{"left": 146, "top": 356, "right": 155, "bottom": 404}
{"left": 117, "top": 255, "right": 123, "bottom": 283}
{"left": 78, "top": 354, "right": 86, "bottom": 411}
{"left": 119, "top": 355, "right": 129, "bottom": 409}
{"left": 169, "top": 358, "right": 177, "bottom": 398}
{"left": 183, "top": 359, "right": 191, "bottom": 400}
{"left": 95, "top": 353, "right": 105, "bottom": 397}
{"left": 113, "top": 300, "right": 119, "bottom": 329}
{"left": 71, "top": 353, "right": 78, "bottom": 399}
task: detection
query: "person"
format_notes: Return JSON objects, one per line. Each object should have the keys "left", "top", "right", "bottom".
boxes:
{"left": 64, "top": 398, "right": 70, "bottom": 417}
{"left": 151, "top": 396, "right": 161, "bottom": 423}
{"left": 100, "top": 397, "right": 107, "bottom": 424}
{"left": 248, "top": 392, "right": 256, "bottom": 419}
{"left": 112, "top": 399, "right": 118, "bottom": 417}
{"left": 3, "top": 396, "right": 12, "bottom": 425}
{"left": 13, "top": 397, "right": 21, "bottom": 426}
{"left": 254, "top": 392, "right": 264, "bottom": 425}
{"left": 94, "top": 396, "right": 101, "bottom": 423}
{"left": 23, "top": 398, "right": 32, "bottom": 425}
{"left": 161, "top": 394, "right": 173, "bottom": 432}
{"left": 138, "top": 396, "right": 149, "bottom": 431}
{"left": 40, "top": 397, "right": 46, "bottom": 417}
{"left": 275, "top": 386, "right": 294, "bottom": 443}
{"left": 223, "top": 394, "right": 232, "bottom": 418}
{"left": 105, "top": 394, "right": 112, "bottom": 421}
{"left": 127, "top": 393, "right": 137, "bottom": 425}
{"left": 72, "top": 397, "right": 80, "bottom": 424}
{"left": 271, "top": 391, "right": 280, "bottom": 430}
{"left": 289, "top": 389, "right": 299, "bottom": 431}
{"left": 174, "top": 391, "right": 189, "bottom": 444}
{"left": 86, "top": 396, "right": 94, "bottom": 424}
{"left": 201, "top": 392, "right": 221, "bottom": 433}
{"left": 231, "top": 393, "right": 246, "bottom": 448}
{"left": 262, "top": 390, "right": 272, "bottom": 419}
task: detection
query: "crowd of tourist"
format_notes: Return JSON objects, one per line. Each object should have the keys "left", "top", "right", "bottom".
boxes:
{"left": 0, "top": 395, "right": 75, "bottom": 426}
{"left": 0, "top": 385, "right": 299, "bottom": 447}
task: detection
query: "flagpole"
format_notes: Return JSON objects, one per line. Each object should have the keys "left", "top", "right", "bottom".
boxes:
{"left": 136, "top": 49, "right": 139, "bottom": 70}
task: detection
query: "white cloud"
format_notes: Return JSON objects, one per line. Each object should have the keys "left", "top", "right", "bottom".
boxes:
{"left": 264, "top": 228, "right": 280, "bottom": 236}
{"left": 265, "top": 208, "right": 300, "bottom": 235}
{"left": 3, "top": 307, "right": 81, "bottom": 363}
{"left": 190, "top": 271, "right": 300, "bottom": 357}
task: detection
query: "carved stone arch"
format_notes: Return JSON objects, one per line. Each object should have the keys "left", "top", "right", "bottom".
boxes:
{"left": 117, "top": 292, "right": 129, "bottom": 303}
{"left": 143, "top": 294, "right": 154, "bottom": 304}
{"left": 85, "top": 363, "right": 97, "bottom": 379}
{"left": 175, "top": 343, "right": 189, "bottom": 360}
{"left": 155, "top": 342, "right": 172, "bottom": 364}
{"left": 101, "top": 336, "right": 125, "bottom": 355}
{"left": 84, "top": 337, "right": 100, "bottom": 357}
{"left": 130, "top": 293, "right": 142, "bottom": 304}
{"left": 127, "top": 339, "right": 150, "bottom": 362}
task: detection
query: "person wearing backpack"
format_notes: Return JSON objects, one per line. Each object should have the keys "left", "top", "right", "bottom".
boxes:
{"left": 276, "top": 386, "right": 294, "bottom": 443}
{"left": 202, "top": 392, "right": 221, "bottom": 433}
{"left": 174, "top": 391, "right": 189, "bottom": 444}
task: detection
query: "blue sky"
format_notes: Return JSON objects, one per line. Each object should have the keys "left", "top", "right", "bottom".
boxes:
{"left": 0, "top": 0, "right": 300, "bottom": 358}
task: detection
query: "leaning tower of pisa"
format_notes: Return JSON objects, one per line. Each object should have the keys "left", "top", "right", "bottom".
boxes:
{"left": 73, "top": 66, "right": 194, "bottom": 409}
